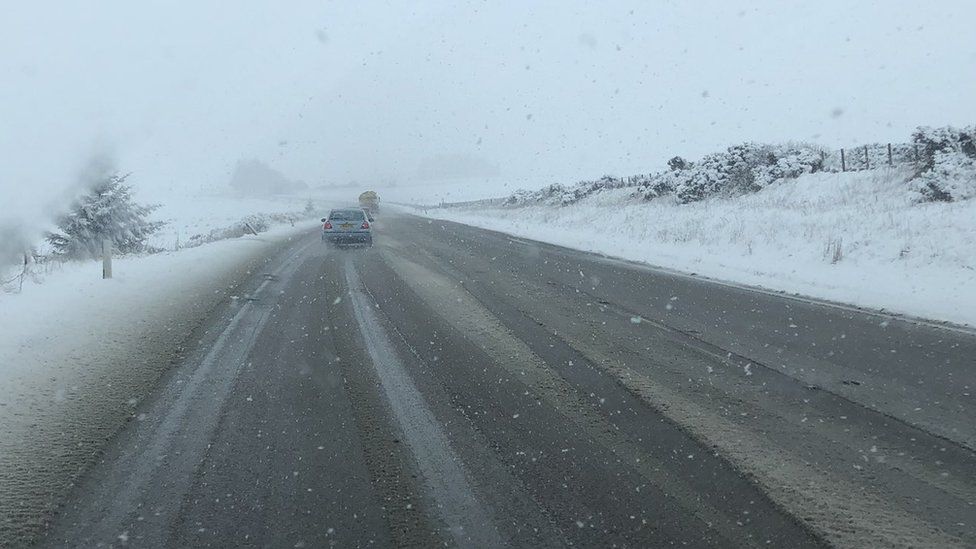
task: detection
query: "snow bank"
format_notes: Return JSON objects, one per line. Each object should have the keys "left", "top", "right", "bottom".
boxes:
{"left": 412, "top": 168, "right": 976, "bottom": 327}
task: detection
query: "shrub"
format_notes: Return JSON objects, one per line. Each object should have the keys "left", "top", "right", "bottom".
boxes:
{"left": 667, "top": 156, "right": 688, "bottom": 171}
{"left": 671, "top": 143, "right": 825, "bottom": 203}
{"left": 502, "top": 175, "right": 646, "bottom": 207}
{"left": 911, "top": 125, "right": 976, "bottom": 201}
{"left": 915, "top": 150, "right": 976, "bottom": 202}
{"left": 633, "top": 172, "right": 677, "bottom": 199}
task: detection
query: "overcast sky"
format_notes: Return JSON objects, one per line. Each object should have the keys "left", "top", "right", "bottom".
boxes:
{"left": 2, "top": 0, "right": 975, "bottom": 213}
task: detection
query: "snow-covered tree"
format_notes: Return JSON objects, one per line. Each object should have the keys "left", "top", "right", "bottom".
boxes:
{"left": 47, "top": 173, "right": 165, "bottom": 258}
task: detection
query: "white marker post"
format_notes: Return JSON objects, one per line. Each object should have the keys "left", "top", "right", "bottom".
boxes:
{"left": 102, "top": 239, "right": 113, "bottom": 279}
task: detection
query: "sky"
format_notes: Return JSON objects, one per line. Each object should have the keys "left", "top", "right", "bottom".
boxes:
{"left": 1, "top": 0, "right": 975, "bottom": 229}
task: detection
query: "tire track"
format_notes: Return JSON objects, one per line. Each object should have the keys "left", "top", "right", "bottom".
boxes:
{"left": 342, "top": 258, "right": 505, "bottom": 549}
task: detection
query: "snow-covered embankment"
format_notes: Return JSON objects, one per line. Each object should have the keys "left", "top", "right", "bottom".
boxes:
{"left": 412, "top": 168, "right": 976, "bottom": 328}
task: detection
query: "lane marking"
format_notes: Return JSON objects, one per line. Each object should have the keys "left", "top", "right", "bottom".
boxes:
{"left": 343, "top": 259, "right": 504, "bottom": 549}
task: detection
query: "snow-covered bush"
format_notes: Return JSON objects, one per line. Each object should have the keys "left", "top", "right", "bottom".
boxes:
{"left": 911, "top": 125, "right": 976, "bottom": 201}
{"left": 46, "top": 173, "right": 166, "bottom": 259}
{"left": 913, "top": 125, "right": 976, "bottom": 169}
{"left": 915, "top": 150, "right": 976, "bottom": 202}
{"left": 498, "top": 144, "right": 826, "bottom": 207}
{"left": 496, "top": 127, "right": 975, "bottom": 207}
{"left": 633, "top": 142, "right": 825, "bottom": 203}
{"left": 241, "top": 214, "right": 270, "bottom": 233}
{"left": 502, "top": 175, "right": 647, "bottom": 207}
{"left": 667, "top": 156, "right": 688, "bottom": 171}
{"left": 499, "top": 183, "right": 566, "bottom": 206}
{"left": 633, "top": 172, "right": 676, "bottom": 199}
{"left": 502, "top": 189, "right": 536, "bottom": 207}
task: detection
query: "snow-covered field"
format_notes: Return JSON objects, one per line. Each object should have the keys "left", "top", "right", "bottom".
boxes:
{"left": 409, "top": 168, "right": 976, "bottom": 328}
{"left": 149, "top": 194, "right": 310, "bottom": 249}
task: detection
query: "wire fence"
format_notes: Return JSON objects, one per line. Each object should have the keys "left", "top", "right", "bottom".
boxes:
{"left": 822, "top": 143, "right": 923, "bottom": 172}
{"left": 0, "top": 253, "right": 33, "bottom": 293}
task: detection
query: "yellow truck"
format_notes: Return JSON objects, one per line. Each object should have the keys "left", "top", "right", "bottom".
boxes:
{"left": 358, "top": 190, "right": 380, "bottom": 215}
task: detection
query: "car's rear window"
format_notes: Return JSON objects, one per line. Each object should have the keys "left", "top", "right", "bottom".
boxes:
{"left": 329, "top": 210, "right": 365, "bottom": 221}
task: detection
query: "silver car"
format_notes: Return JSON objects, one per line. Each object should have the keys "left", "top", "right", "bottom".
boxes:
{"left": 321, "top": 208, "right": 373, "bottom": 247}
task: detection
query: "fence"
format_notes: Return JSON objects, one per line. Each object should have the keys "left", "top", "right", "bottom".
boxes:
{"left": 822, "top": 143, "right": 923, "bottom": 172}
{"left": 0, "top": 252, "right": 61, "bottom": 293}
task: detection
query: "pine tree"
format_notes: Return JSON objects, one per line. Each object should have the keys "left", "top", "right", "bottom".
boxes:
{"left": 47, "top": 173, "right": 166, "bottom": 258}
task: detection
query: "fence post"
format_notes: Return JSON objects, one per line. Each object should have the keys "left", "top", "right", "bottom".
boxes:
{"left": 887, "top": 143, "right": 893, "bottom": 166}
{"left": 102, "top": 239, "right": 113, "bottom": 279}
{"left": 20, "top": 252, "right": 29, "bottom": 292}
{"left": 864, "top": 145, "right": 870, "bottom": 170}
{"left": 840, "top": 148, "right": 846, "bottom": 172}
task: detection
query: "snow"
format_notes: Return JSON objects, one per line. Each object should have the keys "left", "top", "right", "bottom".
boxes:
{"left": 0, "top": 196, "right": 319, "bottom": 421}
{"left": 0, "top": 195, "right": 318, "bottom": 540}
{"left": 409, "top": 168, "right": 976, "bottom": 327}
{"left": 149, "top": 194, "right": 313, "bottom": 249}
{"left": 0, "top": 221, "right": 306, "bottom": 419}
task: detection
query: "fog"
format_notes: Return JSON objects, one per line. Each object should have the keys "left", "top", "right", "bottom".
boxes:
{"left": 2, "top": 1, "right": 975, "bottom": 237}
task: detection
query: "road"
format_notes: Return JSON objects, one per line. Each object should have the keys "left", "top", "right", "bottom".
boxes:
{"left": 39, "top": 212, "right": 976, "bottom": 548}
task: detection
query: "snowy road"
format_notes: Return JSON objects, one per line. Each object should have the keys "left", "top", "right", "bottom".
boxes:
{"left": 35, "top": 213, "right": 976, "bottom": 548}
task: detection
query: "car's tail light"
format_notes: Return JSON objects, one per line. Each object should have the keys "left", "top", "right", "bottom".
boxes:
{"left": 361, "top": 221, "right": 370, "bottom": 229}
{"left": 323, "top": 221, "right": 333, "bottom": 230}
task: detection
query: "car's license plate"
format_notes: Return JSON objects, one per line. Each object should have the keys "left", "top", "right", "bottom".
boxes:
{"left": 340, "top": 223, "right": 353, "bottom": 229}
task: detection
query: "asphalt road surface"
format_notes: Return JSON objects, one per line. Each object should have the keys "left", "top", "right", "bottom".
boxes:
{"left": 39, "top": 212, "right": 976, "bottom": 548}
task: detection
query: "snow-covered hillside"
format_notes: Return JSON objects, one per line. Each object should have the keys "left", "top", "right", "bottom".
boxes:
{"left": 411, "top": 167, "right": 976, "bottom": 328}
